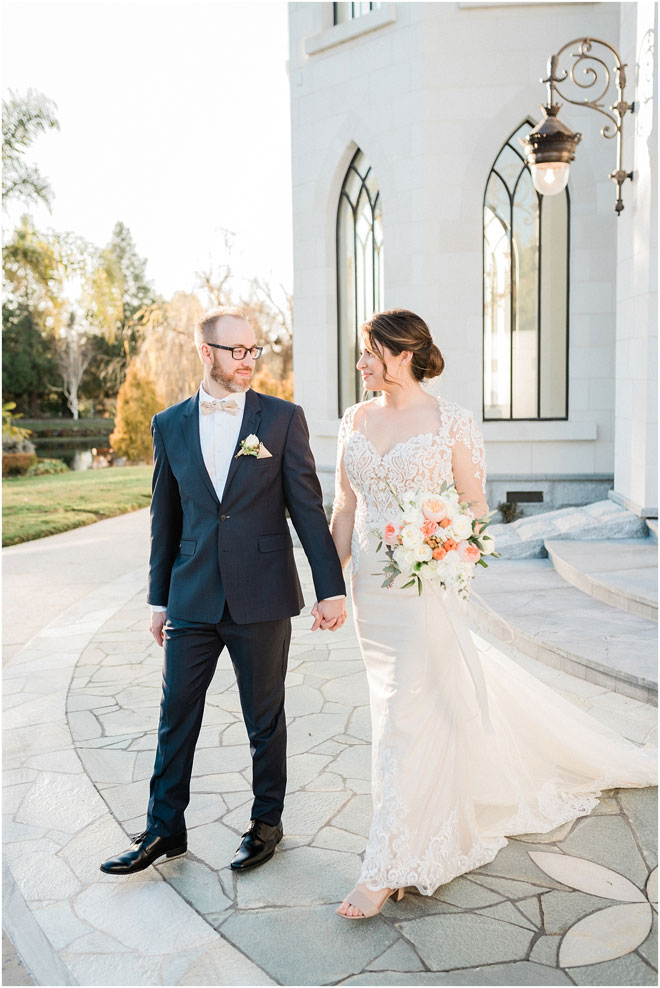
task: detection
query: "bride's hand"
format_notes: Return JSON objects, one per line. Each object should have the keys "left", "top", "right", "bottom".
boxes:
{"left": 311, "top": 598, "right": 347, "bottom": 631}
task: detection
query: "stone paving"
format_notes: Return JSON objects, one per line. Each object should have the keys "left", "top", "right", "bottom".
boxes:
{"left": 3, "top": 512, "right": 658, "bottom": 986}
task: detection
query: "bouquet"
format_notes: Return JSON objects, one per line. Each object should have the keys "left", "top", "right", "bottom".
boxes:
{"left": 374, "top": 482, "right": 498, "bottom": 597}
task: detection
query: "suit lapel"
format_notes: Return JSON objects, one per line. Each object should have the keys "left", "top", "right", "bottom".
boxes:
{"left": 221, "top": 388, "right": 262, "bottom": 504}
{"left": 181, "top": 391, "right": 219, "bottom": 505}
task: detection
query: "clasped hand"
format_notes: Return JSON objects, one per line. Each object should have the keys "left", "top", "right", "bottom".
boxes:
{"left": 311, "top": 597, "right": 347, "bottom": 632}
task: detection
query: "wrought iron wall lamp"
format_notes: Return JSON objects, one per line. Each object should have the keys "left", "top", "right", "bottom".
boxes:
{"left": 521, "top": 38, "right": 635, "bottom": 214}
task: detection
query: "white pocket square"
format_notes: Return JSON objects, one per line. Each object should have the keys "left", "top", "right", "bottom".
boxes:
{"left": 257, "top": 444, "right": 273, "bottom": 459}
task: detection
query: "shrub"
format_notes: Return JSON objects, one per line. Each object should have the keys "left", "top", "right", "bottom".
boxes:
{"left": 2, "top": 401, "right": 32, "bottom": 447}
{"left": 497, "top": 500, "right": 523, "bottom": 524}
{"left": 26, "top": 458, "right": 69, "bottom": 476}
{"left": 110, "top": 363, "right": 163, "bottom": 463}
{"left": 3, "top": 452, "right": 38, "bottom": 477}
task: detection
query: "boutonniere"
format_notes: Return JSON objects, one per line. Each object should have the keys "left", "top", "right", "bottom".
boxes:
{"left": 235, "top": 434, "right": 273, "bottom": 459}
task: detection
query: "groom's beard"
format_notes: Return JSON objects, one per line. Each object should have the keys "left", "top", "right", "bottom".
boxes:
{"left": 209, "top": 355, "right": 253, "bottom": 393}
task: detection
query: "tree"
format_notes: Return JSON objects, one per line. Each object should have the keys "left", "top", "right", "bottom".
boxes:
{"left": 135, "top": 292, "right": 204, "bottom": 407}
{"left": 2, "top": 300, "right": 60, "bottom": 416}
{"left": 244, "top": 278, "right": 293, "bottom": 381}
{"left": 2, "top": 89, "right": 59, "bottom": 212}
{"left": 2, "top": 215, "right": 69, "bottom": 333}
{"left": 82, "top": 221, "right": 158, "bottom": 394}
{"left": 55, "top": 312, "right": 95, "bottom": 420}
{"left": 110, "top": 362, "right": 163, "bottom": 462}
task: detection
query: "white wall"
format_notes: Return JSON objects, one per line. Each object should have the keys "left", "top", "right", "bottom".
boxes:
{"left": 288, "top": 2, "right": 624, "bottom": 487}
{"left": 612, "top": 0, "right": 658, "bottom": 517}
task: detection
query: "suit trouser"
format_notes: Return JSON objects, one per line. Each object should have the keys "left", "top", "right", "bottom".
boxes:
{"left": 147, "top": 604, "right": 291, "bottom": 836}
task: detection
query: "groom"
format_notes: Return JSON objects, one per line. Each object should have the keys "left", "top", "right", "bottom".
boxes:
{"left": 101, "top": 306, "right": 346, "bottom": 875}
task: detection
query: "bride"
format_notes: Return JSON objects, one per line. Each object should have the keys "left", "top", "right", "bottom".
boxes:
{"left": 330, "top": 307, "right": 657, "bottom": 919}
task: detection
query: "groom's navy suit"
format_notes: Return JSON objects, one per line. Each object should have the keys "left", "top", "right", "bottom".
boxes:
{"left": 146, "top": 387, "right": 345, "bottom": 835}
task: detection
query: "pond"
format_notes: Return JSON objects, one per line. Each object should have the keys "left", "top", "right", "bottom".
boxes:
{"left": 33, "top": 438, "right": 111, "bottom": 471}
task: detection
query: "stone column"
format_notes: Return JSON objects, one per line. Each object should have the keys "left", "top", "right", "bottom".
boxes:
{"left": 612, "top": 0, "right": 658, "bottom": 518}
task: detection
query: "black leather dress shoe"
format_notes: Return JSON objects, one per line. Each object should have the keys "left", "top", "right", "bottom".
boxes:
{"left": 230, "top": 819, "right": 283, "bottom": 871}
{"left": 99, "top": 829, "right": 187, "bottom": 875}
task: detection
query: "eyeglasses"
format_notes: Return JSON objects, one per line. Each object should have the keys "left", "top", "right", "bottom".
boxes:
{"left": 205, "top": 343, "right": 263, "bottom": 360}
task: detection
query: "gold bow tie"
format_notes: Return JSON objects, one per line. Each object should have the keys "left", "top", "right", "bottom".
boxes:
{"left": 200, "top": 398, "right": 240, "bottom": 416}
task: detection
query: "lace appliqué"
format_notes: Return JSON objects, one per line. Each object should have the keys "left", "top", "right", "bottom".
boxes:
{"left": 359, "top": 715, "right": 631, "bottom": 896}
{"left": 336, "top": 398, "right": 486, "bottom": 576}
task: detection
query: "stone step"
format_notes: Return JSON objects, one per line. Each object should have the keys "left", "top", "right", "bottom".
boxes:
{"left": 647, "top": 518, "right": 658, "bottom": 544}
{"left": 468, "top": 558, "right": 658, "bottom": 705}
{"left": 545, "top": 538, "right": 658, "bottom": 622}
{"left": 489, "top": 499, "right": 649, "bottom": 559}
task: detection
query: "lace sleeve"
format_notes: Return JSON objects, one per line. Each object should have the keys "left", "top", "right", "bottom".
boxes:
{"left": 330, "top": 406, "right": 358, "bottom": 571}
{"left": 451, "top": 406, "right": 488, "bottom": 519}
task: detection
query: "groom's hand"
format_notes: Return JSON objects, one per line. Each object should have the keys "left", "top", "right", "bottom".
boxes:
{"left": 150, "top": 611, "right": 166, "bottom": 647}
{"left": 311, "top": 597, "right": 346, "bottom": 632}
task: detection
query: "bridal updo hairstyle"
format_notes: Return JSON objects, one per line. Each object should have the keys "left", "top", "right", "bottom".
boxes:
{"left": 361, "top": 308, "right": 445, "bottom": 384}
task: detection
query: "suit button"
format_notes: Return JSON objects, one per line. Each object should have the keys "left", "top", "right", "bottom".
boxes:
{"left": 220, "top": 514, "right": 226, "bottom": 521}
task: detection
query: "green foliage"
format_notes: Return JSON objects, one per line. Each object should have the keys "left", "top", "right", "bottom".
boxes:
{"left": 82, "top": 222, "right": 158, "bottom": 397}
{"left": 2, "top": 89, "right": 59, "bottom": 211}
{"left": 2, "top": 401, "right": 32, "bottom": 442}
{"left": 109, "top": 363, "right": 163, "bottom": 462}
{"left": 20, "top": 417, "right": 114, "bottom": 437}
{"left": 26, "top": 457, "right": 69, "bottom": 476}
{"left": 2, "top": 302, "right": 60, "bottom": 415}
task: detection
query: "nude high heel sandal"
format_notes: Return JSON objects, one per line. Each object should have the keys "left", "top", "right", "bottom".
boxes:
{"left": 337, "top": 885, "right": 405, "bottom": 919}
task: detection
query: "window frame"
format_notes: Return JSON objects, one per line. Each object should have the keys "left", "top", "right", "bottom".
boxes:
{"left": 336, "top": 147, "right": 383, "bottom": 417}
{"left": 482, "top": 119, "right": 571, "bottom": 423}
{"left": 333, "top": 2, "right": 381, "bottom": 25}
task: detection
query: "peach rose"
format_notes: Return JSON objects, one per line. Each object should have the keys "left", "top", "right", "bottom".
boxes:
{"left": 458, "top": 540, "right": 481, "bottom": 563}
{"left": 432, "top": 546, "right": 446, "bottom": 560}
{"left": 422, "top": 498, "right": 447, "bottom": 523}
{"left": 439, "top": 518, "right": 452, "bottom": 528}
{"left": 384, "top": 523, "right": 398, "bottom": 545}
{"left": 443, "top": 539, "right": 458, "bottom": 552}
{"left": 421, "top": 519, "right": 438, "bottom": 537}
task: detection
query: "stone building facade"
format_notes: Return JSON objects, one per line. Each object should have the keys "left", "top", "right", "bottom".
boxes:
{"left": 287, "top": 1, "right": 657, "bottom": 519}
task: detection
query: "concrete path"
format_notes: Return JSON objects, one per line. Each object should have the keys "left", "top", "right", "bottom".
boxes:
{"left": 3, "top": 511, "right": 657, "bottom": 986}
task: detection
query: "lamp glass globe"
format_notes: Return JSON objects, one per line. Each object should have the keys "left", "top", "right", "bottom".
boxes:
{"left": 530, "top": 161, "right": 570, "bottom": 196}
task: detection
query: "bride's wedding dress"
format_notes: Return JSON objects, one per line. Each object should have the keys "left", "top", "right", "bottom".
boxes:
{"left": 333, "top": 395, "right": 657, "bottom": 896}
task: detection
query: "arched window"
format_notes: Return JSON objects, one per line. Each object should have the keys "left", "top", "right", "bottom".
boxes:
{"left": 483, "top": 120, "right": 569, "bottom": 420}
{"left": 337, "top": 148, "right": 383, "bottom": 415}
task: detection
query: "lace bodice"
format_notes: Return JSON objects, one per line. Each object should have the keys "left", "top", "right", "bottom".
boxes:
{"left": 332, "top": 396, "right": 487, "bottom": 574}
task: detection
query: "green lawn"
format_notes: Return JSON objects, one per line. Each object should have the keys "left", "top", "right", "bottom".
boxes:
{"left": 2, "top": 466, "right": 153, "bottom": 547}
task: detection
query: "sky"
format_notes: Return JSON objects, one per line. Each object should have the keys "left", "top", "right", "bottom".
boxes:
{"left": 2, "top": 0, "right": 293, "bottom": 300}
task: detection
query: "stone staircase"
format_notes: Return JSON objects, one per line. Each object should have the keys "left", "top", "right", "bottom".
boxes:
{"left": 487, "top": 499, "right": 649, "bottom": 559}
{"left": 468, "top": 526, "right": 658, "bottom": 706}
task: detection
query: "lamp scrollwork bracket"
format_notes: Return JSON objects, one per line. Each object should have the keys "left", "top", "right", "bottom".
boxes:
{"left": 540, "top": 37, "right": 634, "bottom": 212}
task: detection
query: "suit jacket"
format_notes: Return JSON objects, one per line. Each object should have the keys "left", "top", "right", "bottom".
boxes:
{"left": 147, "top": 388, "right": 346, "bottom": 624}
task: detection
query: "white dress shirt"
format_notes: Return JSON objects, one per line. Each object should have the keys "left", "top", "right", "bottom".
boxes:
{"left": 198, "top": 383, "right": 246, "bottom": 501}
{"left": 152, "top": 384, "right": 343, "bottom": 613}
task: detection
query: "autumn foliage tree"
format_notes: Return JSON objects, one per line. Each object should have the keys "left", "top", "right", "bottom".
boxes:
{"left": 109, "top": 363, "right": 163, "bottom": 462}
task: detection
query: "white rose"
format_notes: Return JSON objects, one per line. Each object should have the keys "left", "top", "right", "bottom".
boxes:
{"left": 452, "top": 515, "right": 473, "bottom": 540}
{"left": 402, "top": 508, "right": 424, "bottom": 528}
{"left": 424, "top": 559, "right": 439, "bottom": 578}
{"left": 245, "top": 434, "right": 260, "bottom": 446}
{"left": 414, "top": 544, "right": 432, "bottom": 562}
{"left": 480, "top": 535, "right": 495, "bottom": 555}
{"left": 443, "top": 550, "right": 461, "bottom": 570}
{"left": 394, "top": 546, "right": 416, "bottom": 573}
{"left": 401, "top": 524, "right": 423, "bottom": 548}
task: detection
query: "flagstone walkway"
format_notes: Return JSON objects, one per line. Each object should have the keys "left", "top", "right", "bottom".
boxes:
{"left": 3, "top": 510, "right": 657, "bottom": 986}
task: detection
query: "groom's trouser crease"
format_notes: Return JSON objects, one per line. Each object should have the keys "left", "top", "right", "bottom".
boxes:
{"left": 147, "top": 604, "right": 291, "bottom": 836}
